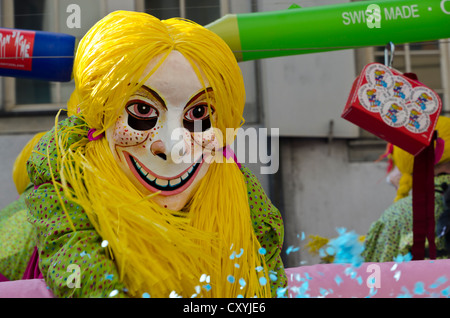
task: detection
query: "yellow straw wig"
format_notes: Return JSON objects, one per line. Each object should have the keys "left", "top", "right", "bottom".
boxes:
{"left": 392, "top": 116, "right": 450, "bottom": 202}
{"left": 53, "top": 11, "right": 270, "bottom": 297}
{"left": 12, "top": 132, "right": 46, "bottom": 194}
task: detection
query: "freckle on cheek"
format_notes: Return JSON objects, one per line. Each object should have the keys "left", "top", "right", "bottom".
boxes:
{"left": 114, "top": 122, "right": 148, "bottom": 146}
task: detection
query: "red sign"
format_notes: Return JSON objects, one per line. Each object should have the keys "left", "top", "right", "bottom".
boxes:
{"left": 342, "top": 63, "right": 442, "bottom": 155}
{"left": 0, "top": 28, "right": 35, "bottom": 71}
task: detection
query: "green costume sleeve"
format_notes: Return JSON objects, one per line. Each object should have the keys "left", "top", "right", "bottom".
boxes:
{"left": 241, "top": 166, "right": 287, "bottom": 297}
{"left": 26, "top": 116, "right": 128, "bottom": 298}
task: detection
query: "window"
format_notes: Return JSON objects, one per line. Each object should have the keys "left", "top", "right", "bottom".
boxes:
{"left": 143, "top": 0, "right": 221, "bottom": 26}
{"left": 0, "top": 0, "right": 103, "bottom": 113}
{"left": 372, "top": 40, "right": 450, "bottom": 116}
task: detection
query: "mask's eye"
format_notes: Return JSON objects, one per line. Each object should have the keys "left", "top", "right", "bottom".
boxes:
{"left": 126, "top": 101, "right": 159, "bottom": 131}
{"left": 127, "top": 102, "right": 158, "bottom": 118}
{"left": 183, "top": 104, "right": 213, "bottom": 133}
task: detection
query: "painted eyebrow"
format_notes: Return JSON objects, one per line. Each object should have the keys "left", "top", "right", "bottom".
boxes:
{"left": 135, "top": 85, "right": 167, "bottom": 110}
{"left": 185, "top": 87, "right": 214, "bottom": 110}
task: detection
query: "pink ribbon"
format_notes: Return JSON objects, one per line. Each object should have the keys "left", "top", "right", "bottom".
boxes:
{"left": 222, "top": 144, "right": 241, "bottom": 169}
{"left": 87, "top": 129, "right": 104, "bottom": 141}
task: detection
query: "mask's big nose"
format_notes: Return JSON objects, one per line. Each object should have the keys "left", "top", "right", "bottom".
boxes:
{"left": 151, "top": 140, "right": 167, "bottom": 160}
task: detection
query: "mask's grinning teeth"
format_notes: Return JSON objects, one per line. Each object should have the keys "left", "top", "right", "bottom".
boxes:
{"left": 130, "top": 155, "right": 201, "bottom": 191}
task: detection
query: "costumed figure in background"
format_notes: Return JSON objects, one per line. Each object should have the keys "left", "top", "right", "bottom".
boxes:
{"left": 305, "top": 116, "right": 450, "bottom": 264}
{"left": 362, "top": 116, "right": 450, "bottom": 262}
{"left": 17, "top": 11, "right": 286, "bottom": 298}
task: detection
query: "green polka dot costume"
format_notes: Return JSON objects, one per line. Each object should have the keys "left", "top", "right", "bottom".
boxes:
{"left": 0, "top": 185, "right": 36, "bottom": 281}
{"left": 363, "top": 174, "right": 450, "bottom": 262}
{"left": 242, "top": 166, "right": 287, "bottom": 294}
{"left": 11, "top": 116, "right": 286, "bottom": 297}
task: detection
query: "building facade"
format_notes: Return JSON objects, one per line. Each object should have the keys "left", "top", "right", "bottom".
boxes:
{"left": 1, "top": 0, "right": 449, "bottom": 267}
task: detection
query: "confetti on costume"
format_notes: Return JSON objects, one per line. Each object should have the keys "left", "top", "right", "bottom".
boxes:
{"left": 17, "top": 11, "right": 286, "bottom": 298}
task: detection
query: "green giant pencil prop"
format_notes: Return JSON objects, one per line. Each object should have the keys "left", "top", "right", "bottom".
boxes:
{"left": 205, "top": 0, "right": 450, "bottom": 61}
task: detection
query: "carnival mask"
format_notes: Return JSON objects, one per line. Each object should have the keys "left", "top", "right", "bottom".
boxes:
{"left": 106, "top": 51, "right": 219, "bottom": 210}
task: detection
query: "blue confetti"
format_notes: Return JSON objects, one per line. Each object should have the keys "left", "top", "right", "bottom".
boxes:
{"left": 105, "top": 274, "right": 113, "bottom": 281}
{"left": 229, "top": 248, "right": 244, "bottom": 260}
{"left": 334, "top": 275, "right": 343, "bottom": 286}
{"left": 393, "top": 252, "right": 412, "bottom": 263}
{"left": 328, "top": 228, "right": 364, "bottom": 268}
{"left": 319, "top": 248, "right": 327, "bottom": 258}
{"left": 319, "top": 288, "right": 330, "bottom": 296}
{"left": 80, "top": 251, "right": 91, "bottom": 258}
{"left": 397, "top": 287, "right": 412, "bottom": 298}
{"left": 142, "top": 292, "right": 150, "bottom": 298}
{"left": 326, "top": 246, "right": 335, "bottom": 255}
{"left": 297, "top": 232, "right": 306, "bottom": 241}
{"left": 356, "top": 276, "right": 363, "bottom": 285}
{"left": 203, "top": 284, "right": 212, "bottom": 291}
{"left": 276, "top": 287, "right": 288, "bottom": 298}
{"left": 269, "top": 273, "right": 278, "bottom": 282}
{"left": 300, "top": 281, "right": 309, "bottom": 294}
{"left": 414, "top": 282, "right": 425, "bottom": 295}
{"left": 344, "top": 266, "right": 357, "bottom": 279}
{"left": 291, "top": 281, "right": 310, "bottom": 298}
{"left": 227, "top": 275, "right": 235, "bottom": 283}
{"left": 336, "top": 227, "right": 347, "bottom": 235}
{"left": 441, "top": 286, "right": 450, "bottom": 296}
{"left": 286, "top": 245, "right": 300, "bottom": 255}
{"left": 259, "top": 277, "right": 267, "bottom": 286}
{"left": 239, "top": 278, "right": 246, "bottom": 287}
{"left": 429, "top": 276, "right": 448, "bottom": 289}
{"left": 258, "top": 247, "right": 267, "bottom": 255}
{"left": 366, "top": 287, "right": 378, "bottom": 298}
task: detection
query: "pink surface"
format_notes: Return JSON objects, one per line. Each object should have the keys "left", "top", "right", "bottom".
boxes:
{"left": 285, "top": 259, "right": 450, "bottom": 298}
{"left": 0, "top": 279, "right": 53, "bottom": 298}
{"left": 1, "top": 260, "right": 450, "bottom": 297}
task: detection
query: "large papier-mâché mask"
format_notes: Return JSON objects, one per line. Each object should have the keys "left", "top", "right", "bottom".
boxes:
{"left": 106, "top": 51, "right": 219, "bottom": 211}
